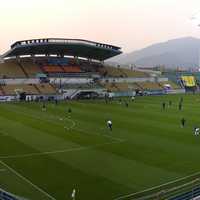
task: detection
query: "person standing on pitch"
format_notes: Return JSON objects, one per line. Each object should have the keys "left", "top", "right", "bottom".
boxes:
{"left": 68, "top": 108, "right": 72, "bottom": 118}
{"left": 42, "top": 101, "right": 46, "bottom": 111}
{"left": 178, "top": 101, "right": 182, "bottom": 111}
{"left": 71, "top": 189, "right": 76, "bottom": 200}
{"left": 107, "top": 119, "right": 112, "bottom": 131}
{"left": 131, "top": 96, "right": 135, "bottom": 102}
{"left": 194, "top": 126, "right": 200, "bottom": 136}
{"left": 162, "top": 102, "right": 166, "bottom": 110}
{"left": 181, "top": 118, "right": 186, "bottom": 128}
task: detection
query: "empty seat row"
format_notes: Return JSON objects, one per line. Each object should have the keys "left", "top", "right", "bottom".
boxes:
{"left": 42, "top": 66, "right": 81, "bottom": 73}
{"left": 0, "top": 62, "right": 26, "bottom": 78}
{"left": 0, "top": 84, "right": 56, "bottom": 95}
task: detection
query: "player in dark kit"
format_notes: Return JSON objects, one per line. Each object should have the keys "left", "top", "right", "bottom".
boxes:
{"left": 68, "top": 108, "right": 72, "bottom": 118}
{"left": 42, "top": 101, "right": 46, "bottom": 111}
{"left": 178, "top": 102, "right": 182, "bottom": 111}
{"left": 162, "top": 102, "right": 166, "bottom": 110}
{"left": 169, "top": 100, "right": 172, "bottom": 107}
{"left": 181, "top": 118, "right": 186, "bottom": 128}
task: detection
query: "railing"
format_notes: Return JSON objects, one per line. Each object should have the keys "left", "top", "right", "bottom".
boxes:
{"left": 0, "top": 188, "right": 26, "bottom": 200}
{"left": 115, "top": 172, "right": 200, "bottom": 200}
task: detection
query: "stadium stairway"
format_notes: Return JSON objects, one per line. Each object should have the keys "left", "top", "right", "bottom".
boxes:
{"left": 49, "top": 83, "right": 57, "bottom": 91}
{"left": 33, "top": 84, "right": 41, "bottom": 94}
{"left": 17, "top": 63, "right": 29, "bottom": 78}
{"left": 134, "top": 82, "right": 143, "bottom": 90}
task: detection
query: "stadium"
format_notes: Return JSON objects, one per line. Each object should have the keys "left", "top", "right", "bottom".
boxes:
{"left": 1, "top": 37, "right": 200, "bottom": 200}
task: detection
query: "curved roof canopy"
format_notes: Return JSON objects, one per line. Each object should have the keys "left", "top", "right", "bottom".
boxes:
{"left": 3, "top": 38, "right": 122, "bottom": 61}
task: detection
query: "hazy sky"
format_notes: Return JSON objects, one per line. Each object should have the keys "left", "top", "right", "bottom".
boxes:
{"left": 1, "top": 0, "right": 200, "bottom": 54}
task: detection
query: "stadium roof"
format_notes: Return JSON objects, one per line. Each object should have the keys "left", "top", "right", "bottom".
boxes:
{"left": 3, "top": 38, "right": 122, "bottom": 61}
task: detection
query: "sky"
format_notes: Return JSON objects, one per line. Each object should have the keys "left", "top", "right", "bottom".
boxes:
{"left": 1, "top": 0, "right": 200, "bottom": 54}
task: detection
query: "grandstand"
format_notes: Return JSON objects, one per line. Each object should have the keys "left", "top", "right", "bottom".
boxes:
{"left": 120, "top": 68, "right": 149, "bottom": 78}
{"left": 0, "top": 37, "right": 186, "bottom": 99}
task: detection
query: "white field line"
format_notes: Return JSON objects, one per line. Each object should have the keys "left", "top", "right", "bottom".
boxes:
{"left": 74, "top": 127, "right": 124, "bottom": 142}
{"left": 30, "top": 111, "right": 124, "bottom": 142}
{"left": 2, "top": 106, "right": 124, "bottom": 142}
{"left": 0, "top": 140, "right": 126, "bottom": 159}
{"left": 63, "top": 117, "right": 76, "bottom": 129}
{"left": 114, "top": 171, "right": 200, "bottom": 200}
{"left": 0, "top": 160, "right": 56, "bottom": 200}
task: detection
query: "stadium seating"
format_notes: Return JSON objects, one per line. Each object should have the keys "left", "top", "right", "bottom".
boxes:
{"left": 101, "top": 66, "right": 150, "bottom": 78}
{"left": 61, "top": 82, "right": 102, "bottom": 90}
{"left": 137, "top": 82, "right": 163, "bottom": 90}
{"left": 115, "top": 83, "right": 129, "bottom": 91}
{"left": 103, "top": 82, "right": 145, "bottom": 92}
{"left": 104, "top": 66, "right": 125, "bottom": 77}
{"left": 20, "top": 61, "right": 42, "bottom": 77}
{"left": 2, "top": 84, "right": 39, "bottom": 95}
{"left": 62, "top": 66, "right": 81, "bottom": 73}
{"left": 36, "top": 84, "right": 56, "bottom": 94}
{"left": 103, "top": 83, "right": 119, "bottom": 92}
{"left": 131, "top": 83, "right": 143, "bottom": 90}
{"left": 0, "top": 62, "right": 26, "bottom": 78}
{"left": 42, "top": 66, "right": 64, "bottom": 73}
{"left": 41, "top": 65, "right": 82, "bottom": 74}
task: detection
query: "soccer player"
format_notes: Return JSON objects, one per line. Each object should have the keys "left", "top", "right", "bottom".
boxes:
{"left": 125, "top": 101, "right": 129, "bottom": 107}
{"left": 55, "top": 98, "right": 58, "bottom": 105}
{"left": 42, "top": 102, "right": 46, "bottom": 111}
{"left": 131, "top": 96, "right": 135, "bottom": 102}
{"left": 181, "top": 118, "right": 186, "bottom": 128}
{"left": 162, "top": 102, "right": 166, "bottom": 110}
{"left": 194, "top": 127, "right": 200, "bottom": 136}
{"left": 68, "top": 108, "right": 72, "bottom": 118}
{"left": 107, "top": 120, "right": 112, "bottom": 131}
{"left": 71, "top": 189, "right": 76, "bottom": 200}
{"left": 178, "top": 102, "right": 182, "bottom": 111}
{"left": 169, "top": 100, "right": 172, "bottom": 107}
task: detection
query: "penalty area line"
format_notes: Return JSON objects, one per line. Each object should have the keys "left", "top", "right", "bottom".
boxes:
{"left": 0, "top": 160, "right": 57, "bottom": 200}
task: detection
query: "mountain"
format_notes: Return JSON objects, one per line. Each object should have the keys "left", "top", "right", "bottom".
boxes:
{"left": 109, "top": 37, "right": 200, "bottom": 68}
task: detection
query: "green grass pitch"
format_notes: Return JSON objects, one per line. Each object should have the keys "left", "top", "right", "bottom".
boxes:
{"left": 0, "top": 94, "right": 200, "bottom": 200}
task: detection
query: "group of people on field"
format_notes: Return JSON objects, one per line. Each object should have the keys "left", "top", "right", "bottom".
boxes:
{"left": 41, "top": 95, "right": 137, "bottom": 132}
{"left": 162, "top": 97, "right": 183, "bottom": 111}
{"left": 162, "top": 97, "right": 199, "bottom": 136}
